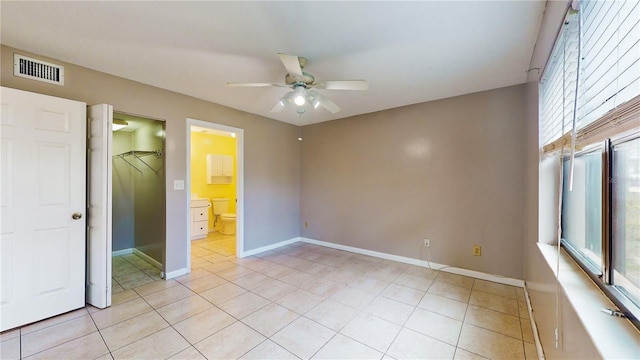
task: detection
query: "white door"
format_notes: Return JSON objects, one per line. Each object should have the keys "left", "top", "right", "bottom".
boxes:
{"left": 0, "top": 87, "right": 86, "bottom": 331}
{"left": 86, "top": 104, "right": 113, "bottom": 309}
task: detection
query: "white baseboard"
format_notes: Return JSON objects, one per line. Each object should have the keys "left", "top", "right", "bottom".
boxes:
{"left": 164, "top": 267, "right": 189, "bottom": 280}
{"left": 132, "top": 248, "right": 162, "bottom": 270}
{"left": 238, "top": 237, "right": 300, "bottom": 258}
{"left": 112, "top": 248, "right": 133, "bottom": 257}
{"left": 523, "top": 285, "right": 545, "bottom": 360}
{"left": 299, "top": 237, "right": 524, "bottom": 288}
{"left": 234, "top": 236, "right": 524, "bottom": 287}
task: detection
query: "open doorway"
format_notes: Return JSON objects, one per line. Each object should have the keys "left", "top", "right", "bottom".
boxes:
{"left": 110, "top": 112, "right": 166, "bottom": 291}
{"left": 186, "top": 118, "right": 244, "bottom": 270}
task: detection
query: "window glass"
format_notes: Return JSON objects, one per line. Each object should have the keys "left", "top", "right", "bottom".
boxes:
{"left": 612, "top": 137, "right": 640, "bottom": 305}
{"left": 562, "top": 151, "right": 603, "bottom": 271}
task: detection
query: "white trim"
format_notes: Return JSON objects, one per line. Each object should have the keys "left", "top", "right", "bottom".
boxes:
{"left": 443, "top": 267, "right": 524, "bottom": 288}
{"left": 112, "top": 248, "right": 133, "bottom": 257}
{"left": 524, "top": 285, "right": 546, "bottom": 360}
{"left": 185, "top": 118, "right": 245, "bottom": 273}
{"left": 164, "top": 267, "right": 189, "bottom": 280}
{"left": 238, "top": 237, "right": 300, "bottom": 258}
{"left": 300, "top": 237, "right": 525, "bottom": 288}
{"left": 132, "top": 248, "right": 162, "bottom": 270}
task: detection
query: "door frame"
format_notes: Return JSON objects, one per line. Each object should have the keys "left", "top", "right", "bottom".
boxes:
{"left": 185, "top": 118, "right": 244, "bottom": 269}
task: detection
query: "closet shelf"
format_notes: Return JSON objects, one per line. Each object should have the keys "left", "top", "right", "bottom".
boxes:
{"left": 113, "top": 150, "right": 163, "bottom": 176}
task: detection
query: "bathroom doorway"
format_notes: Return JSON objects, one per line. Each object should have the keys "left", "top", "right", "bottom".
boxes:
{"left": 111, "top": 112, "right": 166, "bottom": 291}
{"left": 186, "top": 118, "right": 244, "bottom": 269}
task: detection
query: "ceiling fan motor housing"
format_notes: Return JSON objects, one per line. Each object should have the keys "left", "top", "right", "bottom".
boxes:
{"left": 285, "top": 71, "right": 315, "bottom": 86}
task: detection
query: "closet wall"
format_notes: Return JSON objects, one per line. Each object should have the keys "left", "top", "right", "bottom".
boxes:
{"left": 133, "top": 121, "right": 164, "bottom": 263}
{"left": 112, "top": 131, "right": 135, "bottom": 251}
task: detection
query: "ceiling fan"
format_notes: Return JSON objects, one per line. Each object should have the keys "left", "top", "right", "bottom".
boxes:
{"left": 227, "top": 53, "right": 368, "bottom": 114}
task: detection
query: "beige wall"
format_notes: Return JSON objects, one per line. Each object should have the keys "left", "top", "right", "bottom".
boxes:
{"left": 301, "top": 84, "right": 526, "bottom": 279}
{"left": 1, "top": 45, "right": 301, "bottom": 274}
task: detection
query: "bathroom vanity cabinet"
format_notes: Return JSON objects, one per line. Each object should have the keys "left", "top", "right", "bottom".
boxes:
{"left": 190, "top": 199, "right": 209, "bottom": 240}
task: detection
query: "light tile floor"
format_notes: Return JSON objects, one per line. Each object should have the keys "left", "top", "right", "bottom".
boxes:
{"left": 112, "top": 253, "right": 163, "bottom": 292}
{"left": 1, "top": 236, "right": 538, "bottom": 360}
{"left": 193, "top": 231, "right": 236, "bottom": 257}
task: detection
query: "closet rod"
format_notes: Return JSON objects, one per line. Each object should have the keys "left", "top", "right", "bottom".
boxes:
{"left": 113, "top": 150, "right": 162, "bottom": 176}
{"left": 116, "top": 155, "right": 143, "bottom": 175}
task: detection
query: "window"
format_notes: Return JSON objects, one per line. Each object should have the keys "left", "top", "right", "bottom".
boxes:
{"left": 612, "top": 136, "right": 640, "bottom": 307}
{"left": 540, "top": 0, "right": 640, "bottom": 329}
{"left": 560, "top": 134, "right": 640, "bottom": 328}
{"left": 561, "top": 149, "right": 603, "bottom": 272}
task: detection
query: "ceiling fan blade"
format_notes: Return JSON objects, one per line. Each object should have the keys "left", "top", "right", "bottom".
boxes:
{"left": 314, "top": 80, "right": 368, "bottom": 91}
{"left": 278, "top": 53, "right": 303, "bottom": 79}
{"left": 271, "top": 92, "right": 294, "bottom": 113}
{"left": 227, "top": 82, "right": 288, "bottom": 88}
{"left": 312, "top": 92, "right": 342, "bottom": 114}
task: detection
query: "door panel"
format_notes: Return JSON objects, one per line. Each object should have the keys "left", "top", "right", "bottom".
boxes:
{"left": 35, "top": 228, "right": 70, "bottom": 294}
{"left": 36, "top": 109, "right": 71, "bottom": 132}
{"left": 0, "top": 86, "right": 86, "bottom": 331}
{"left": 0, "top": 234, "right": 15, "bottom": 304}
{"left": 1, "top": 139, "right": 14, "bottom": 209}
{"left": 37, "top": 143, "right": 70, "bottom": 206}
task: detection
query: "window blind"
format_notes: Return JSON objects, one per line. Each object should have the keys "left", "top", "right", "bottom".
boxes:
{"left": 580, "top": 0, "right": 640, "bottom": 127}
{"left": 540, "top": 0, "right": 640, "bottom": 150}
{"left": 540, "top": 9, "right": 580, "bottom": 146}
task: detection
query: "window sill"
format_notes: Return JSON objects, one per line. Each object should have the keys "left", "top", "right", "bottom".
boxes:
{"left": 536, "top": 243, "right": 640, "bottom": 359}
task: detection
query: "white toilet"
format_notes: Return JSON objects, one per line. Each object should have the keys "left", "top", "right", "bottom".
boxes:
{"left": 211, "top": 198, "right": 236, "bottom": 235}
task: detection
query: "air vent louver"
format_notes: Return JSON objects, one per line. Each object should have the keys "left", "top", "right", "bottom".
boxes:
{"left": 13, "top": 54, "right": 64, "bottom": 85}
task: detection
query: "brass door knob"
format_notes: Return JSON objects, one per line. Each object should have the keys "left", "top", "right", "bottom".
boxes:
{"left": 72, "top": 212, "right": 83, "bottom": 220}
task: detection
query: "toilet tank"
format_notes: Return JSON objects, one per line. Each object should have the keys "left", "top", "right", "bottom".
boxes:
{"left": 211, "top": 198, "right": 229, "bottom": 215}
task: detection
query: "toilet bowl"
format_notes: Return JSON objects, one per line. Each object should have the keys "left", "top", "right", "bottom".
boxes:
{"left": 211, "top": 198, "right": 236, "bottom": 235}
{"left": 219, "top": 213, "right": 236, "bottom": 235}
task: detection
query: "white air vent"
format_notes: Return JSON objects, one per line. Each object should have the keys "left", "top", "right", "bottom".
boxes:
{"left": 14, "top": 54, "right": 64, "bottom": 86}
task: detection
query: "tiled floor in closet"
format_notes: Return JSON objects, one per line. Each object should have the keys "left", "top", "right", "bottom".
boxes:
{"left": 0, "top": 232, "right": 538, "bottom": 359}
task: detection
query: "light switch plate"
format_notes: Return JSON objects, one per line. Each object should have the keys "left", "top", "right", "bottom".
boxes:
{"left": 173, "top": 180, "right": 185, "bottom": 190}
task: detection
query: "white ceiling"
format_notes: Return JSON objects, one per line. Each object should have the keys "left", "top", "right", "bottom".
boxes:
{"left": 0, "top": 1, "right": 546, "bottom": 126}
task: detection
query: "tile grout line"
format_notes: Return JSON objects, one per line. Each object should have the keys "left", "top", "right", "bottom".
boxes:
{"left": 85, "top": 308, "right": 112, "bottom": 360}
{"left": 110, "top": 288, "right": 190, "bottom": 358}
{"left": 21, "top": 312, "right": 101, "bottom": 359}
{"left": 379, "top": 268, "right": 437, "bottom": 356}
{"left": 454, "top": 277, "right": 476, "bottom": 359}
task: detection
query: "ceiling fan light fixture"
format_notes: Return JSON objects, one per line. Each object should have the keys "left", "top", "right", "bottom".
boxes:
{"left": 228, "top": 53, "right": 367, "bottom": 115}
{"left": 312, "top": 96, "right": 321, "bottom": 109}
{"left": 293, "top": 86, "right": 307, "bottom": 106}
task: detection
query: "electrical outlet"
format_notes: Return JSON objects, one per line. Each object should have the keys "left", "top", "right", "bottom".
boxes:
{"left": 473, "top": 245, "right": 482, "bottom": 256}
{"left": 424, "top": 238, "right": 430, "bottom": 247}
